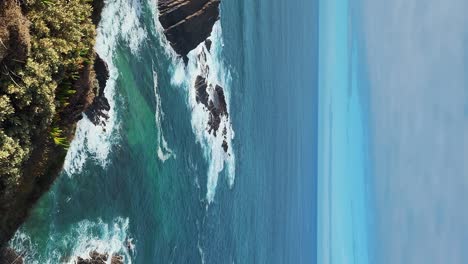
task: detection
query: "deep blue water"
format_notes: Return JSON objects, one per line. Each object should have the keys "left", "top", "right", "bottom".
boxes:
{"left": 10, "top": 0, "right": 318, "bottom": 263}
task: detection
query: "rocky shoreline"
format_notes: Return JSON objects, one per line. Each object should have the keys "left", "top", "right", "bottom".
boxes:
{"left": 0, "top": 0, "right": 109, "bottom": 256}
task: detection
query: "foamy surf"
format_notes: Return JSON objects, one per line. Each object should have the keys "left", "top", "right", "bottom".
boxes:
{"left": 148, "top": 1, "right": 235, "bottom": 204}
{"left": 153, "top": 69, "right": 176, "bottom": 162}
{"left": 66, "top": 217, "right": 133, "bottom": 264}
{"left": 64, "top": 0, "right": 147, "bottom": 175}
{"left": 9, "top": 217, "right": 133, "bottom": 264}
{"left": 184, "top": 23, "right": 236, "bottom": 204}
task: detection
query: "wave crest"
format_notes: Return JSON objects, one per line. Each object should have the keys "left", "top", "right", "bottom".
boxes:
{"left": 64, "top": 0, "right": 147, "bottom": 175}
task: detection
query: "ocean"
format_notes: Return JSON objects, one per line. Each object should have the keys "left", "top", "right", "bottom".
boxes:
{"left": 10, "top": 0, "right": 318, "bottom": 263}
{"left": 317, "top": 0, "right": 373, "bottom": 263}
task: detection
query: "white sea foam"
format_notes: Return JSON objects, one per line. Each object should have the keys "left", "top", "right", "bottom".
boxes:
{"left": 153, "top": 69, "right": 176, "bottom": 162}
{"left": 197, "top": 239, "right": 206, "bottom": 264}
{"left": 10, "top": 217, "right": 133, "bottom": 264}
{"left": 64, "top": 0, "right": 147, "bottom": 175}
{"left": 187, "top": 23, "right": 236, "bottom": 204}
{"left": 8, "top": 230, "right": 40, "bottom": 263}
{"left": 65, "top": 217, "right": 133, "bottom": 264}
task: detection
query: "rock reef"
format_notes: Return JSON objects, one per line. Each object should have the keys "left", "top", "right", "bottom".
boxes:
{"left": 193, "top": 46, "right": 230, "bottom": 153}
{"left": 76, "top": 251, "right": 124, "bottom": 264}
{"left": 158, "top": 0, "right": 220, "bottom": 62}
{"left": 157, "top": 0, "right": 230, "bottom": 153}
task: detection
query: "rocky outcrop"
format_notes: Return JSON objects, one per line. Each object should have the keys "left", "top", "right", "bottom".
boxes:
{"left": 84, "top": 96, "right": 110, "bottom": 126}
{"left": 158, "top": 0, "right": 220, "bottom": 61}
{"left": 76, "top": 251, "right": 123, "bottom": 264}
{"left": 192, "top": 44, "right": 230, "bottom": 152}
{"left": 206, "top": 84, "right": 228, "bottom": 136}
{"left": 195, "top": 75, "right": 209, "bottom": 105}
{"left": 84, "top": 54, "right": 110, "bottom": 126}
{"left": 91, "top": 0, "right": 105, "bottom": 26}
{"left": 94, "top": 54, "right": 109, "bottom": 95}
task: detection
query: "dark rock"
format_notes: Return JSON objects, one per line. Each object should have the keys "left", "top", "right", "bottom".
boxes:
{"left": 76, "top": 251, "right": 123, "bottom": 264}
{"left": 194, "top": 75, "right": 209, "bottom": 106}
{"left": 91, "top": 0, "right": 105, "bottom": 26}
{"left": 84, "top": 53, "right": 110, "bottom": 126}
{"left": 193, "top": 75, "right": 229, "bottom": 144}
{"left": 94, "top": 53, "right": 109, "bottom": 96}
{"left": 222, "top": 140, "right": 228, "bottom": 152}
{"left": 205, "top": 39, "right": 212, "bottom": 52}
{"left": 207, "top": 99, "right": 221, "bottom": 136}
{"left": 111, "top": 254, "right": 124, "bottom": 264}
{"left": 84, "top": 96, "right": 110, "bottom": 126}
{"left": 158, "top": 0, "right": 220, "bottom": 61}
{"left": 214, "top": 85, "right": 228, "bottom": 117}
{"left": 0, "top": 247, "right": 23, "bottom": 264}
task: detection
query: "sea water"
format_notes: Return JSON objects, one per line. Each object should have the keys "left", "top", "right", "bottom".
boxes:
{"left": 317, "top": 0, "right": 373, "bottom": 263}
{"left": 10, "top": 0, "right": 318, "bottom": 263}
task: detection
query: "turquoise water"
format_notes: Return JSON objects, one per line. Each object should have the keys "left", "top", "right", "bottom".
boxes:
{"left": 10, "top": 0, "right": 318, "bottom": 263}
{"left": 317, "top": 0, "right": 372, "bottom": 263}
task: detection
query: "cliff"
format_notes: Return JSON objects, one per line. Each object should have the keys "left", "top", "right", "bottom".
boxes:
{"left": 0, "top": 0, "right": 108, "bottom": 253}
{"left": 158, "top": 0, "right": 220, "bottom": 62}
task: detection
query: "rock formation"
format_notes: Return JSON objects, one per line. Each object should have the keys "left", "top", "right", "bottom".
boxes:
{"left": 158, "top": 0, "right": 220, "bottom": 62}
{"left": 84, "top": 54, "right": 110, "bottom": 126}
{"left": 195, "top": 77, "right": 228, "bottom": 135}
{"left": 76, "top": 251, "right": 124, "bottom": 264}
{"left": 193, "top": 45, "right": 230, "bottom": 152}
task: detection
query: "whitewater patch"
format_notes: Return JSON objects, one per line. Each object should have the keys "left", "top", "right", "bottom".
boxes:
{"left": 183, "top": 23, "right": 236, "bottom": 204}
{"left": 65, "top": 217, "right": 133, "bottom": 264}
{"left": 64, "top": 0, "right": 147, "bottom": 175}
{"left": 153, "top": 69, "right": 176, "bottom": 162}
{"left": 150, "top": 3, "right": 235, "bottom": 203}
{"left": 10, "top": 217, "right": 133, "bottom": 264}
{"left": 148, "top": 2, "right": 236, "bottom": 204}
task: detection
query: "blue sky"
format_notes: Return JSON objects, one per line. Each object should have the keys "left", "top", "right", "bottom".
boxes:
{"left": 319, "top": 0, "right": 468, "bottom": 263}
{"left": 360, "top": 0, "right": 468, "bottom": 263}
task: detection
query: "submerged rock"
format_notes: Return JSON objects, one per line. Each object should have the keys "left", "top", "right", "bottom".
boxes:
{"left": 157, "top": 0, "right": 220, "bottom": 61}
{"left": 76, "top": 251, "right": 123, "bottom": 264}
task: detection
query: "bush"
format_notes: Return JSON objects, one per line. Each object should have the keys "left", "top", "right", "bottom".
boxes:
{"left": 0, "top": 0, "right": 96, "bottom": 186}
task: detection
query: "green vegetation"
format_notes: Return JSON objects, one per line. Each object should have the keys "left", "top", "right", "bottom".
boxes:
{"left": 0, "top": 0, "right": 96, "bottom": 190}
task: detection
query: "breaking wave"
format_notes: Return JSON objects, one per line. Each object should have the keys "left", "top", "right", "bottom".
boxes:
{"left": 10, "top": 217, "right": 133, "bottom": 264}
{"left": 64, "top": 0, "right": 147, "bottom": 175}
{"left": 147, "top": 2, "right": 236, "bottom": 204}
{"left": 183, "top": 23, "right": 236, "bottom": 204}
